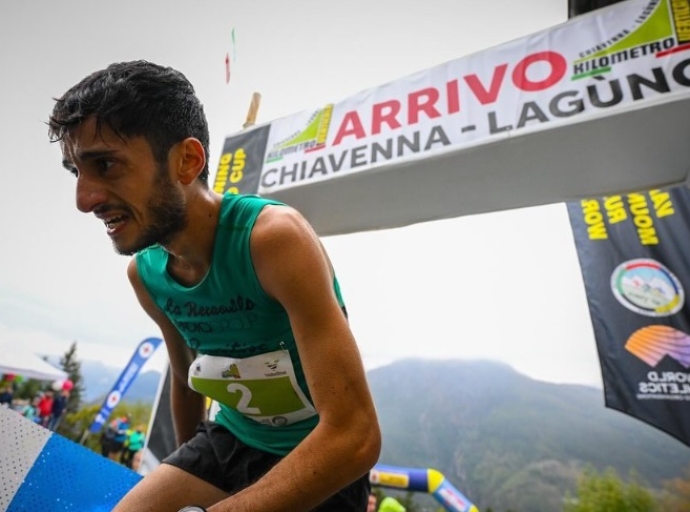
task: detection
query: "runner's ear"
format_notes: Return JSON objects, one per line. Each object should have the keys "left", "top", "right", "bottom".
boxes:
{"left": 174, "top": 137, "right": 206, "bottom": 186}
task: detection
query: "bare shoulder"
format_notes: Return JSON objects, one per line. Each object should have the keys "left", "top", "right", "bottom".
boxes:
{"left": 250, "top": 204, "right": 321, "bottom": 267}
{"left": 251, "top": 204, "right": 314, "bottom": 248}
{"left": 250, "top": 204, "right": 331, "bottom": 302}
{"left": 126, "top": 257, "right": 140, "bottom": 285}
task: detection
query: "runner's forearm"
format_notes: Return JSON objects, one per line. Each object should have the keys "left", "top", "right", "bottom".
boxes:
{"left": 207, "top": 416, "right": 380, "bottom": 512}
{"left": 170, "top": 376, "right": 206, "bottom": 446}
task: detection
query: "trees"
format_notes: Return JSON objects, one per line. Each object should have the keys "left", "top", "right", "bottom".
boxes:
{"left": 59, "top": 341, "right": 84, "bottom": 411}
{"left": 660, "top": 465, "right": 690, "bottom": 512}
{"left": 564, "top": 467, "right": 658, "bottom": 512}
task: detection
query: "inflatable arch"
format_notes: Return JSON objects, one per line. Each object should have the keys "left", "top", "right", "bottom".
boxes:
{"left": 371, "top": 464, "right": 479, "bottom": 512}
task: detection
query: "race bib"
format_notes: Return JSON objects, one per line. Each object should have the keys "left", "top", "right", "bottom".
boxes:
{"left": 188, "top": 349, "right": 317, "bottom": 427}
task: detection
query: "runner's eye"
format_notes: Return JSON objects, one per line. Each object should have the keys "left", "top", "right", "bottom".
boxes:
{"left": 96, "top": 159, "right": 115, "bottom": 174}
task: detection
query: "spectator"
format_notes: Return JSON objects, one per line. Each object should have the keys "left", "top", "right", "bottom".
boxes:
{"left": 368, "top": 493, "right": 378, "bottom": 512}
{"left": 109, "top": 415, "right": 130, "bottom": 461}
{"left": 0, "top": 384, "right": 13, "bottom": 408}
{"left": 130, "top": 449, "right": 144, "bottom": 473}
{"left": 48, "top": 388, "right": 70, "bottom": 431}
{"left": 22, "top": 396, "right": 42, "bottom": 423}
{"left": 37, "top": 390, "right": 54, "bottom": 427}
{"left": 121, "top": 425, "right": 146, "bottom": 469}
{"left": 100, "top": 420, "right": 117, "bottom": 457}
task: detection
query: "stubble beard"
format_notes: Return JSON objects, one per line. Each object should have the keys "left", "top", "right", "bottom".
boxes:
{"left": 114, "top": 165, "right": 188, "bottom": 256}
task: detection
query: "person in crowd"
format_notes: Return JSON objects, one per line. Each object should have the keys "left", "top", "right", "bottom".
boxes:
{"left": 131, "top": 449, "right": 144, "bottom": 474}
{"left": 110, "top": 415, "right": 131, "bottom": 462}
{"left": 101, "top": 419, "right": 118, "bottom": 457}
{"left": 48, "top": 388, "right": 70, "bottom": 431}
{"left": 22, "top": 396, "right": 42, "bottom": 423}
{"left": 49, "top": 59, "right": 380, "bottom": 511}
{"left": 37, "top": 389, "right": 54, "bottom": 427}
{"left": 367, "top": 493, "right": 378, "bottom": 512}
{"left": 0, "top": 384, "right": 13, "bottom": 407}
{"left": 122, "top": 425, "right": 146, "bottom": 469}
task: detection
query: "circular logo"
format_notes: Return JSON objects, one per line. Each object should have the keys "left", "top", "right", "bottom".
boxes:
{"left": 138, "top": 341, "right": 155, "bottom": 359}
{"left": 271, "top": 416, "right": 288, "bottom": 426}
{"left": 106, "top": 390, "right": 121, "bottom": 408}
{"left": 611, "top": 258, "right": 684, "bottom": 317}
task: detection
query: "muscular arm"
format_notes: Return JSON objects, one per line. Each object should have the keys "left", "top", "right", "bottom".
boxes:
{"left": 209, "top": 206, "right": 381, "bottom": 512}
{"left": 127, "top": 259, "right": 206, "bottom": 446}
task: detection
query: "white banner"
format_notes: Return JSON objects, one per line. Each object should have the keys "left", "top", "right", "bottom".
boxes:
{"left": 216, "top": 0, "right": 690, "bottom": 235}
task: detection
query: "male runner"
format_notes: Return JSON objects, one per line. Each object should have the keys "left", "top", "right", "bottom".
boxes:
{"left": 49, "top": 60, "right": 381, "bottom": 512}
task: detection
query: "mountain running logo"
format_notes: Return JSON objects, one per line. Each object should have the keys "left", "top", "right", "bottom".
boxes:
{"left": 610, "top": 258, "right": 685, "bottom": 317}
{"left": 572, "top": 0, "right": 690, "bottom": 79}
{"left": 265, "top": 104, "right": 333, "bottom": 163}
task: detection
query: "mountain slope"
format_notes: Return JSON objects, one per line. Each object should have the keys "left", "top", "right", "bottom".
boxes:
{"left": 367, "top": 359, "right": 689, "bottom": 511}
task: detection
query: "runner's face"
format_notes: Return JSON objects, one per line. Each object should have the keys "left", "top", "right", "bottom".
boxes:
{"left": 62, "top": 117, "right": 187, "bottom": 255}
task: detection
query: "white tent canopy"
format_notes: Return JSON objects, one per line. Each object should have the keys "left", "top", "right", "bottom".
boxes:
{"left": 0, "top": 343, "right": 68, "bottom": 382}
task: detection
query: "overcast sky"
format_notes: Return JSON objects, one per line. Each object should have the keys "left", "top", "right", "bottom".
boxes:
{"left": 0, "top": 0, "right": 605, "bottom": 387}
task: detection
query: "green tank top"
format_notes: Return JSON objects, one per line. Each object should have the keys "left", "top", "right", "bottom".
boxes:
{"left": 135, "top": 193, "right": 345, "bottom": 455}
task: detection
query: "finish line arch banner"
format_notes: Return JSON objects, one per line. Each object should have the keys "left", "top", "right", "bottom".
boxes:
{"left": 213, "top": 0, "right": 690, "bottom": 237}
{"left": 566, "top": 185, "right": 690, "bottom": 446}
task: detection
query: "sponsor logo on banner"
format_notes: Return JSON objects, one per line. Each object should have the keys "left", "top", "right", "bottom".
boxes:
{"left": 626, "top": 325, "right": 690, "bottom": 368}
{"left": 264, "top": 105, "right": 333, "bottom": 162}
{"left": 255, "top": 0, "right": 690, "bottom": 195}
{"left": 611, "top": 258, "right": 685, "bottom": 316}
{"left": 567, "top": 185, "right": 690, "bottom": 446}
{"left": 369, "top": 468, "right": 409, "bottom": 488}
{"left": 573, "top": 0, "right": 690, "bottom": 79}
{"left": 437, "top": 485, "right": 468, "bottom": 511}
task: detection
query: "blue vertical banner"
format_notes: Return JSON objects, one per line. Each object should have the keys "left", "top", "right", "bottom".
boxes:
{"left": 88, "top": 337, "right": 163, "bottom": 433}
{"left": 566, "top": 186, "right": 690, "bottom": 447}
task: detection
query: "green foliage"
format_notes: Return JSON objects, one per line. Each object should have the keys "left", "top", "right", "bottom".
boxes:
{"left": 659, "top": 464, "right": 690, "bottom": 512}
{"left": 56, "top": 400, "right": 153, "bottom": 451}
{"left": 12, "top": 377, "right": 43, "bottom": 401}
{"left": 563, "top": 466, "right": 658, "bottom": 512}
{"left": 396, "top": 491, "right": 420, "bottom": 512}
{"left": 372, "top": 487, "right": 387, "bottom": 504}
{"left": 58, "top": 403, "right": 102, "bottom": 446}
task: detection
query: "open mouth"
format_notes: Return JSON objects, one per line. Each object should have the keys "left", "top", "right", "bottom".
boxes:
{"left": 103, "top": 214, "right": 129, "bottom": 234}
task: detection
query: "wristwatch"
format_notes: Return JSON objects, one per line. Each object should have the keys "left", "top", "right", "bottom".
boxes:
{"left": 178, "top": 507, "right": 207, "bottom": 512}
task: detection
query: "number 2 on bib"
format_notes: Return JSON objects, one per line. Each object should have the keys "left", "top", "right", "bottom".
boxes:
{"left": 227, "top": 383, "right": 260, "bottom": 414}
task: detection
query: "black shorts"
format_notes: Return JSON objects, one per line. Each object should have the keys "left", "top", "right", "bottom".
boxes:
{"left": 163, "top": 421, "right": 371, "bottom": 511}
{"left": 110, "top": 440, "right": 125, "bottom": 453}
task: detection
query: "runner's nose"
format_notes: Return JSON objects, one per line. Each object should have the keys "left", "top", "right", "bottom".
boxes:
{"left": 76, "top": 173, "right": 107, "bottom": 213}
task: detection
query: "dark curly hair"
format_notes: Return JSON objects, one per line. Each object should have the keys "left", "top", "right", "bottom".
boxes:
{"left": 48, "top": 60, "right": 210, "bottom": 183}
